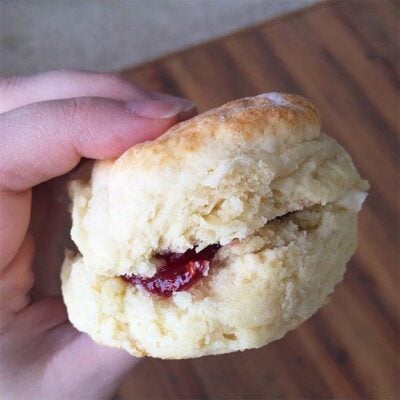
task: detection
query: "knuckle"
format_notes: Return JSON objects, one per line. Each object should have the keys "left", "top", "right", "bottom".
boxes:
{"left": 13, "top": 270, "right": 34, "bottom": 293}
{"left": 0, "top": 268, "right": 32, "bottom": 295}
{"left": 23, "top": 270, "right": 35, "bottom": 292}
{"left": 60, "top": 96, "right": 81, "bottom": 117}
{"left": 57, "top": 97, "right": 95, "bottom": 137}
{"left": 58, "top": 98, "right": 81, "bottom": 136}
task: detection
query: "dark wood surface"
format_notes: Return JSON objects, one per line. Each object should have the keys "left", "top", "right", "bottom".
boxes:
{"left": 117, "top": 1, "right": 399, "bottom": 399}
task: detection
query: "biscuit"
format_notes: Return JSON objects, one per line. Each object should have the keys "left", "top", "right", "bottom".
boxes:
{"left": 61, "top": 93, "right": 368, "bottom": 359}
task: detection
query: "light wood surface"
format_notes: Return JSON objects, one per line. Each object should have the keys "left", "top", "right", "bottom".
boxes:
{"left": 116, "top": 1, "right": 399, "bottom": 398}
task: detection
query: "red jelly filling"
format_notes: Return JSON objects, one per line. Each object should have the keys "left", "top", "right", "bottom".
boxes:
{"left": 122, "top": 244, "right": 221, "bottom": 298}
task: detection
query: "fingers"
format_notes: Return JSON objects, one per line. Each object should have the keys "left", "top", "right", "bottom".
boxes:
{"left": 0, "top": 96, "right": 194, "bottom": 192}
{"left": 52, "top": 332, "right": 138, "bottom": 399}
{"left": 0, "top": 190, "right": 32, "bottom": 271}
{"left": 12, "top": 297, "right": 69, "bottom": 334}
{"left": 0, "top": 234, "right": 35, "bottom": 331}
{"left": 0, "top": 70, "right": 152, "bottom": 113}
{"left": 1, "top": 319, "right": 137, "bottom": 400}
{"left": 0, "top": 96, "right": 195, "bottom": 269}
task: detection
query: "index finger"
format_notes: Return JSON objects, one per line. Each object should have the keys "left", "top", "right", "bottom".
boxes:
{"left": 0, "top": 70, "right": 150, "bottom": 113}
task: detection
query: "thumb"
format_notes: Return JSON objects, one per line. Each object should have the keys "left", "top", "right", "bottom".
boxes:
{"left": 0, "top": 96, "right": 195, "bottom": 269}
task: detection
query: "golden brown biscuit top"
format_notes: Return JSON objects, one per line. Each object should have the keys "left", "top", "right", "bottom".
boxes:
{"left": 115, "top": 93, "right": 321, "bottom": 170}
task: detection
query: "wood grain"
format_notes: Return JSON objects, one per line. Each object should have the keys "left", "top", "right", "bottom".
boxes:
{"left": 117, "top": 1, "right": 400, "bottom": 399}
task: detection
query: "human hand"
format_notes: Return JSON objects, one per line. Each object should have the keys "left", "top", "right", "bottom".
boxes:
{"left": 0, "top": 70, "right": 196, "bottom": 399}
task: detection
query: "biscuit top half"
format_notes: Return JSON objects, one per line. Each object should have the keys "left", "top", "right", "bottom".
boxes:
{"left": 116, "top": 93, "right": 321, "bottom": 170}
{"left": 70, "top": 93, "right": 368, "bottom": 277}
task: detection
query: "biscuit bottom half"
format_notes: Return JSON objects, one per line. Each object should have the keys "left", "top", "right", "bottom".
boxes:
{"left": 62, "top": 203, "right": 357, "bottom": 359}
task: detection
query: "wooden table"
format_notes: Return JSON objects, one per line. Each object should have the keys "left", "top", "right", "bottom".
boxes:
{"left": 117, "top": 1, "right": 399, "bottom": 398}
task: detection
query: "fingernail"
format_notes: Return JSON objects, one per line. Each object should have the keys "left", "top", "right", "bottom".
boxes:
{"left": 126, "top": 99, "right": 195, "bottom": 119}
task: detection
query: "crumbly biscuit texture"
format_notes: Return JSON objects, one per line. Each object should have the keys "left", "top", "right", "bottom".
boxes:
{"left": 62, "top": 204, "right": 357, "bottom": 359}
{"left": 69, "top": 93, "right": 367, "bottom": 277}
{"left": 62, "top": 93, "right": 368, "bottom": 359}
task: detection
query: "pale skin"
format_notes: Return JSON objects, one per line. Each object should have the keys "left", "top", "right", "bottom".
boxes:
{"left": 0, "top": 70, "right": 196, "bottom": 399}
